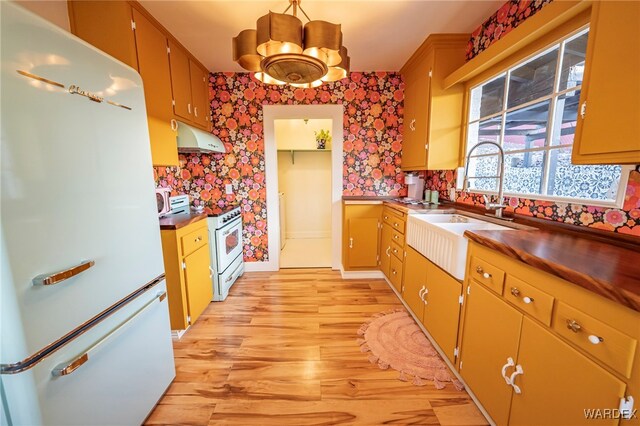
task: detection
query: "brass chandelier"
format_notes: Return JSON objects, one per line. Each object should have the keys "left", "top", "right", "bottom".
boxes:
{"left": 232, "top": 0, "right": 350, "bottom": 87}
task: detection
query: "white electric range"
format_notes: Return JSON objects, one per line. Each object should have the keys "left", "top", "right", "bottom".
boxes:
{"left": 207, "top": 205, "right": 244, "bottom": 301}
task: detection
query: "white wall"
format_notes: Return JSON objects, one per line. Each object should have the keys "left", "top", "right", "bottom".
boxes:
{"left": 275, "top": 119, "right": 333, "bottom": 151}
{"left": 277, "top": 150, "right": 332, "bottom": 239}
{"left": 13, "top": 1, "right": 70, "bottom": 31}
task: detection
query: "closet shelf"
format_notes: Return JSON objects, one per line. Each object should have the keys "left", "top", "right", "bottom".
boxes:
{"left": 278, "top": 149, "right": 331, "bottom": 164}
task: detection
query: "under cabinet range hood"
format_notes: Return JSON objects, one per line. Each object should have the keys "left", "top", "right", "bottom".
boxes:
{"left": 176, "top": 121, "right": 226, "bottom": 153}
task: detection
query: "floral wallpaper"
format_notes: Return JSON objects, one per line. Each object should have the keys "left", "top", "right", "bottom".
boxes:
{"left": 425, "top": 167, "right": 640, "bottom": 237}
{"left": 155, "top": 71, "right": 406, "bottom": 262}
{"left": 466, "top": 0, "right": 553, "bottom": 61}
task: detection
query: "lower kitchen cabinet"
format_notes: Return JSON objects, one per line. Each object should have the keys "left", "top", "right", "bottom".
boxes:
{"left": 402, "top": 246, "right": 463, "bottom": 363}
{"left": 342, "top": 203, "right": 382, "bottom": 270}
{"left": 459, "top": 243, "right": 638, "bottom": 426}
{"left": 160, "top": 219, "right": 213, "bottom": 330}
{"left": 379, "top": 222, "right": 393, "bottom": 277}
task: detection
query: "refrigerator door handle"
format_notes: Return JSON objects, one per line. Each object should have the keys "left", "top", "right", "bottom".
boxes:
{"left": 52, "top": 290, "right": 167, "bottom": 377}
{"left": 32, "top": 260, "right": 95, "bottom": 286}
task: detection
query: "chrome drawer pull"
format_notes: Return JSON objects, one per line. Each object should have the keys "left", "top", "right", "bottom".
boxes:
{"left": 588, "top": 335, "right": 604, "bottom": 345}
{"left": 33, "top": 260, "right": 95, "bottom": 286}
{"left": 510, "top": 287, "right": 534, "bottom": 304}
{"left": 566, "top": 319, "right": 582, "bottom": 333}
{"left": 475, "top": 266, "right": 491, "bottom": 279}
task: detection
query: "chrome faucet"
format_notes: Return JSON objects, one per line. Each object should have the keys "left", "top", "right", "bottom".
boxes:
{"left": 462, "top": 141, "right": 508, "bottom": 219}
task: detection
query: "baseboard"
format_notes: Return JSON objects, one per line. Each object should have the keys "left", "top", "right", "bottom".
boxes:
{"left": 339, "top": 268, "right": 385, "bottom": 279}
{"left": 244, "top": 261, "right": 278, "bottom": 272}
{"left": 284, "top": 232, "right": 331, "bottom": 239}
{"left": 381, "top": 277, "right": 495, "bottom": 426}
{"left": 171, "top": 328, "right": 188, "bottom": 339}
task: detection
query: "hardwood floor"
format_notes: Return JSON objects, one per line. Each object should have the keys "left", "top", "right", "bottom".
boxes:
{"left": 145, "top": 269, "right": 488, "bottom": 425}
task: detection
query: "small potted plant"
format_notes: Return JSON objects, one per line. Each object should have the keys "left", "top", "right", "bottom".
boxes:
{"left": 315, "top": 129, "right": 331, "bottom": 150}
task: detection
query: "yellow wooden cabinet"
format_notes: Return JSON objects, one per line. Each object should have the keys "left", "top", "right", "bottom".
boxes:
{"left": 189, "top": 59, "right": 210, "bottom": 129}
{"left": 400, "top": 34, "right": 468, "bottom": 171}
{"left": 379, "top": 222, "right": 393, "bottom": 278}
{"left": 572, "top": 0, "right": 640, "bottom": 165}
{"left": 160, "top": 219, "right": 213, "bottom": 330}
{"left": 459, "top": 242, "right": 640, "bottom": 425}
{"left": 402, "top": 246, "right": 428, "bottom": 319}
{"left": 342, "top": 203, "right": 382, "bottom": 270}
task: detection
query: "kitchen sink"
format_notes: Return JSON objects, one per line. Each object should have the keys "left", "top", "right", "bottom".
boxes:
{"left": 407, "top": 213, "right": 511, "bottom": 280}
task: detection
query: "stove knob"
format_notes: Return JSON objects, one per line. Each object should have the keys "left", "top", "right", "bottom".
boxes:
{"left": 222, "top": 217, "right": 228, "bottom": 223}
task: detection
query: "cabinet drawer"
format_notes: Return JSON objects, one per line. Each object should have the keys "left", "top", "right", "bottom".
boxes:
{"left": 390, "top": 228, "right": 405, "bottom": 246}
{"left": 390, "top": 242, "right": 403, "bottom": 260}
{"left": 553, "top": 302, "right": 637, "bottom": 378}
{"left": 181, "top": 227, "right": 208, "bottom": 256}
{"left": 384, "top": 213, "right": 406, "bottom": 234}
{"left": 389, "top": 255, "right": 403, "bottom": 291}
{"left": 469, "top": 256, "right": 505, "bottom": 294}
{"left": 504, "top": 275, "right": 554, "bottom": 326}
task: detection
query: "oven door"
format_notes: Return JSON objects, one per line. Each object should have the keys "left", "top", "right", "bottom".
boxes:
{"left": 215, "top": 218, "right": 243, "bottom": 271}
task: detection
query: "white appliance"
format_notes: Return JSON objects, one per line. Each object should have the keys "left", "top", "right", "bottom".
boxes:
{"left": 168, "top": 194, "right": 190, "bottom": 215}
{"left": 207, "top": 206, "right": 244, "bottom": 301}
{"left": 176, "top": 121, "right": 226, "bottom": 153}
{"left": 156, "top": 188, "right": 172, "bottom": 217}
{"left": 405, "top": 174, "right": 425, "bottom": 199}
{"left": 0, "top": 4, "right": 175, "bottom": 425}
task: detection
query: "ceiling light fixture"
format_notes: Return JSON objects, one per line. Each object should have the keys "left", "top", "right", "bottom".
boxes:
{"left": 232, "top": 0, "right": 350, "bottom": 87}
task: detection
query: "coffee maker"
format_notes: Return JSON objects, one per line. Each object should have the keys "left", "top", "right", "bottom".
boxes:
{"left": 405, "top": 174, "right": 425, "bottom": 200}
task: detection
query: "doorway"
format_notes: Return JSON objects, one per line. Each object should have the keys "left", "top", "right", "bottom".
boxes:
{"left": 250, "top": 104, "right": 343, "bottom": 272}
{"left": 277, "top": 118, "right": 333, "bottom": 268}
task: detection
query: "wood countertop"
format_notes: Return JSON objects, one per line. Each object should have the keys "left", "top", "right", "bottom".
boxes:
{"left": 159, "top": 213, "right": 208, "bottom": 230}
{"left": 465, "top": 229, "right": 640, "bottom": 312}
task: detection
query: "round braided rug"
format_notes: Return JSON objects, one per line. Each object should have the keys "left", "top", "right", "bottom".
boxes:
{"left": 357, "top": 309, "right": 464, "bottom": 390}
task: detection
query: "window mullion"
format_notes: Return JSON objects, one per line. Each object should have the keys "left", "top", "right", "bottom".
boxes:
{"left": 542, "top": 41, "right": 566, "bottom": 196}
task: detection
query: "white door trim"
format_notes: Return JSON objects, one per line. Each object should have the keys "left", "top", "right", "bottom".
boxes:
{"left": 247, "top": 104, "right": 343, "bottom": 272}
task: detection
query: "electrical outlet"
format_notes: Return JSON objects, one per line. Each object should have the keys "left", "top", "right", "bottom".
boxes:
{"left": 225, "top": 184, "right": 233, "bottom": 194}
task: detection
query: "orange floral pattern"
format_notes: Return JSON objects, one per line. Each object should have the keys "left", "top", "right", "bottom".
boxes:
{"left": 425, "top": 168, "right": 640, "bottom": 236}
{"left": 155, "top": 72, "right": 406, "bottom": 262}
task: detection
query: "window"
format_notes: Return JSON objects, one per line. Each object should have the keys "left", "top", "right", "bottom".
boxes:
{"left": 465, "top": 28, "right": 627, "bottom": 206}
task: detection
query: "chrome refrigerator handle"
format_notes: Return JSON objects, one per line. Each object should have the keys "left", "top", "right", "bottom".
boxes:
{"left": 52, "top": 291, "right": 167, "bottom": 376}
{"left": 32, "top": 260, "right": 95, "bottom": 286}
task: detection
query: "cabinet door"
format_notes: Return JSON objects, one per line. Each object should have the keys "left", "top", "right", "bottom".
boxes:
{"left": 132, "top": 9, "right": 178, "bottom": 166}
{"left": 423, "top": 260, "right": 462, "bottom": 363}
{"left": 189, "top": 59, "right": 209, "bottom": 129}
{"left": 572, "top": 1, "right": 640, "bottom": 164}
{"left": 183, "top": 245, "right": 213, "bottom": 325}
{"left": 509, "top": 317, "right": 626, "bottom": 426}
{"left": 346, "top": 218, "right": 380, "bottom": 268}
{"left": 459, "top": 280, "right": 523, "bottom": 426}
{"left": 379, "top": 223, "right": 393, "bottom": 278}
{"left": 168, "top": 41, "right": 193, "bottom": 121}
{"left": 401, "top": 51, "right": 434, "bottom": 170}
{"left": 402, "top": 246, "right": 428, "bottom": 320}
{"left": 68, "top": 1, "right": 138, "bottom": 69}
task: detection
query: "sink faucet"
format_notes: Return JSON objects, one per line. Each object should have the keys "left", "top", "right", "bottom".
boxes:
{"left": 462, "top": 141, "right": 508, "bottom": 219}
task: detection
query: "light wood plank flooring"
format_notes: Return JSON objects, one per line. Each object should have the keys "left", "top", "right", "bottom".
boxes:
{"left": 145, "top": 269, "right": 488, "bottom": 425}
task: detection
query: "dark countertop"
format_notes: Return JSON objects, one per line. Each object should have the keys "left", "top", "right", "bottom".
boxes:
{"left": 465, "top": 229, "right": 640, "bottom": 312}
{"left": 159, "top": 213, "right": 208, "bottom": 230}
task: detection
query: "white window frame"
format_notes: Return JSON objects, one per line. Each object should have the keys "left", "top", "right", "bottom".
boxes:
{"left": 465, "top": 25, "right": 632, "bottom": 209}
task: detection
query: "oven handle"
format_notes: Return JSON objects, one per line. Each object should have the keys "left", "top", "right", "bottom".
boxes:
{"left": 224, "top": 261, "right": 244, "bottom": 283}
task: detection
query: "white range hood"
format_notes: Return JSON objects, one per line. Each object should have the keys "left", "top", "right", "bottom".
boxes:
{"left": 176, "top": 121, "right": 226, "bottom": 153}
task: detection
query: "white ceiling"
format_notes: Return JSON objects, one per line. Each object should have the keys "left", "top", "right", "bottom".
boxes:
{"left": 140, "top": 0, "right": 505, "bottom": 72}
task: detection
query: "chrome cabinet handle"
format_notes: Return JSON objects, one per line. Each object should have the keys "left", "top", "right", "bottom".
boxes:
{"left": 476, "top": 266, "right": 491, "bottom": 279}
{"left": 500, "top": 357, "right": 515, "bottom": 385}
{"left": 349, "top": 238, "right": 353, "bottom": 249}
{"left": 509, "top": 365, "right": 524, "bottom": 394}
{"left": 510, "top": 287, "right": 534, "bottom": 304}
{"left": 566, "top": 319, "right": 582, "bottom": 333}
{"left": 409, "top": 119, "right": 416, "bottom": 131}
{"left": 33, "top": 260, "right": 95, "bottom": 286}
{"left": 52, "top": 291, "right": 166, "bottom": 376}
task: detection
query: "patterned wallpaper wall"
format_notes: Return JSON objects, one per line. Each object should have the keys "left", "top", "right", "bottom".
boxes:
{"left": 155, "top": 72, "right": 405, "bottom": 262}
{"left": 466, "top": 0, "right": 553, "bottom": 60}
{"left": 425, "top": 168, "right": 640, "bottom": 237}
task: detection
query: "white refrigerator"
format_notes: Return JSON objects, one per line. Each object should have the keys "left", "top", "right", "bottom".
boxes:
{"left": 0, "top": 3, "right": 175, "bottom": 425}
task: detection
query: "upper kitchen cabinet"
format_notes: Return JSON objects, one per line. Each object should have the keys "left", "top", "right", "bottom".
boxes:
{"left": 67, "top": 1, "right": 138, "bottom": 69}
{"left": 572, "top": 1, "right": 640, "bottom": 164}
{"left": 167, "top": 42, "right": 211, "bottom": 130}
{"left": 131, "top": 8, "right": 178, "bottom": 166}
{"left": 401, "top": 35, "right": 468, "bottom": 171}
